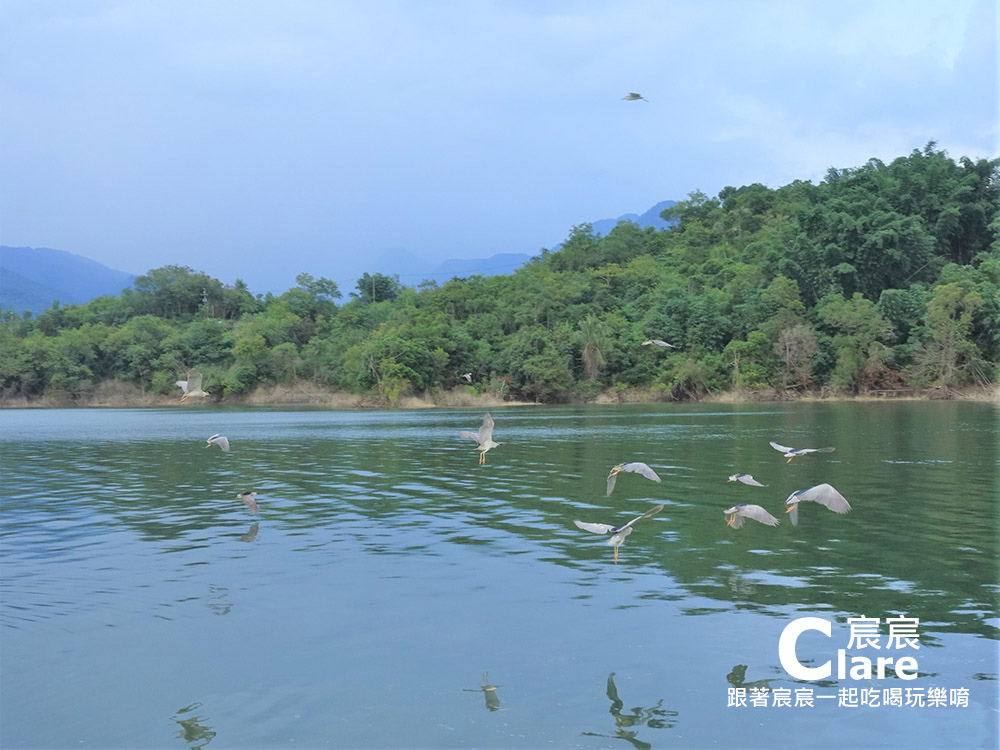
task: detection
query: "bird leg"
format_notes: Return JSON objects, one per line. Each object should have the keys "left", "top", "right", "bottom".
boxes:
{"left": 613, "top": 546, "right": 619, "bottom": 564}
{"left": 726, "top": 516, "right": 734, "bottom": 526}
{"left": 479, "top": 452, "right": 485, "bottom": 465}
{"left": 785, "top": 506, "right": 795, "bottom": 513}
{"left": 786, "top": 457, "right": 794, "bottom": 463}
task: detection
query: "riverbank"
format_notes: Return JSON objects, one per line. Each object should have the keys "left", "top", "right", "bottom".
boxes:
{"left": 2, "top": 379, "right": 997, "bottom": 409}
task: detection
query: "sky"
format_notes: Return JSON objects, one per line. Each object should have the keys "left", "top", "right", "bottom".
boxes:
{"left": 1, "top": 0, "right": 997, "bottom": 296}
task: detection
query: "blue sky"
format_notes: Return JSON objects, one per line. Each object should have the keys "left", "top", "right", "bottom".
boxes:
{"left": 1, "top": 0, "right": 996, "bottom": 295}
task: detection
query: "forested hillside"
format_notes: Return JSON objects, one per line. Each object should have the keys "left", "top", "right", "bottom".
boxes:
{"left": 2, "top": 144, "right": 997, "bottom": 405}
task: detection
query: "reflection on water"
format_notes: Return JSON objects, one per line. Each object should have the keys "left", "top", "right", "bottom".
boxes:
{"left": 0, "top": 403, "right": 996, "bottom": 748}
{"left": 464, "top": 672, "right": 501, "bottom": 711}
{"left": 174, "top": 703, "right": 216, "bottom": 749}
{"left": 582, "top": 672, "right": 677, "bottom": 749}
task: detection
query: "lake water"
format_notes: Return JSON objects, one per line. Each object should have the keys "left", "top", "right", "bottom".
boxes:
{"left": 1, "top": 402, "right": 997, "bottom": 748}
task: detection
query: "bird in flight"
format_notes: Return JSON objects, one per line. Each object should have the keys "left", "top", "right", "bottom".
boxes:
{"left": 724, "top": 503, "right": 779, "bottom": 529}
{"left": 769, "top": 441, "right": 835, "bottom": 463}
{"left": 728, "top": 473, "right": 767, "bottom": 487}
{"left": 177, "top": 368, "right": 210, "bottom": 403}
{"left": 235, "top": 490, "right": 260, "bottom": 515}
{"left": 641, "top": 339, "right": 677, "bottom": 348}
{"left": 459, "top": 413, "right": 500, "bottom": 465}
{"left": 785, "top": 483, "right": 851, "bottom": 526}
{"left": 622, "top": 92, "right": 649, "bottom": 102}
{"left": 606, "top": 462, "right": 661, "bottom": 496}
{"left": 205, "top": 434, "right": 230, "bottom": 452}
{"left": 574, "top": 504, "right": 664, "bottom": 564}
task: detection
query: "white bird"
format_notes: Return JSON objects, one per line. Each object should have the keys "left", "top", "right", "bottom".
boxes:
{"left": 622, "top": 92, "right": 649, "bottom": 102}
{"left": 461, "top": 372, "right": 473, "bottom": 382}
{"left": 724, "top": 503, "right": 780, "bottom": 529}
{"left": 459, "top": 413, "right": 500, "bottom": 465}
{"left": 177, "top": 368, "right": 210, "bottom": 403}
{"left": 574, "top": 504, "right": 664, "bottom": 564}
{"left": 728, "top": 473, "right": 767, "bottom": 487}
{"left": 769, "top": 441, "right": 835, "bottom": 463}
{"left": 205, "top": 434, "right": 230, "bottom": 452}
{"left": 235, "top": 490, "right": 259, "bottom": 515}
{"left": 607, "top": 462, "right": 661, "bottom": 496}
{"left": 641, "top": 339, "right": 678, "bottom": 348}
{"left": 785, "top": 483, "right": 851, "bottom": 526}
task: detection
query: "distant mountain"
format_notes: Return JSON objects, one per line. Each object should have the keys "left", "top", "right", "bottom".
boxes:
{"left": 366, "top": 249, "right": 532, "bottom": 286}
{"left": 0, "top": 246, "right": 136, "bottom": 314}
{"left": 588, "top": 199, "right": 677, "bottom": 237}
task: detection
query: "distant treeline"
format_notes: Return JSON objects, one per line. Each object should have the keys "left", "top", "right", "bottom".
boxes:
{"left": 2, "top": 143, "right": 997, "bottom": 404}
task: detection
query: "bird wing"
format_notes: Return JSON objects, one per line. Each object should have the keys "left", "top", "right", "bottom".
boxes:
{"left": 738, "top": 504, "right": 780, "bottom": 526}
{"left": 800, "top": 483, "right": 851, "bottom": 513}
{"left": 788, "top": 504, "right": 799, "bottom": 526}
{"left": 176, "top": 380, "right": 188, "bottom": 393}
{"left": 801, "top": 447, "right": 836, "bottom": 455}
{"left": 622, "top": 462, "right": 661, "bottom": 483}
{"left": 187, "top": 369, "right": 203, "bottom": 392}
{"left": 458, "top": 430, "right": 481, "bottom": 443}
{"left": 574, "top": 520, "right": 615, "bottom": 535}
{"left": 606, "top": 472, "right": 618, "bottom": 496}
{"left": 478, "top": 413, "right": 494, "bottom": 444}
{"left": 209, "top": 435, "right": 230, "bottom": 452}
{"left": 770, "top": 441, "right": 794, "bottom": 453}
{"left": 620, "top": 504, "right": 665, "bottom": 530}
{"left": 240, "top": 494, "right": 259, "bottom": 514}
{"left": 738, "top": 474, "right": 767, "bottom": 487}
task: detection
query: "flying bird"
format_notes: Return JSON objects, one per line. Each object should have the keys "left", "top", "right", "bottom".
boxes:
{"left": 574, "top": 504, "right": 664, "bottom": 564}
{"left": 622, "top": 92, "right": 649, "bottom": 102}
{"left": 785, "top": 483, "right": 851, "bottom": 526}
{"left": 769, "top": 441, "right": 835, "bottom": 463}
{"left": 461, "top": 372, "right": 473, "bottom": 382}
{"left": 177, "top": 368, "right": 209, "bottom": 403}
{"left": 607, "top": 462, "right": 661, "bottom": 496}
{"left": 205, "top": 434, "right": 230, "bottom": 452}
{"left": 724, "top": 503, "right": 780, "bottom": 528}
{"left": 235, "top": 490, "right": 260, "bottom": 515}
{"left": 459, "top": 413, "right": 500, "bottom": 465}
{"left": 728, "top": 473, "right": 767, "bottom": 487}
{"left": 641, "top": 339, "right": 678, "bottom": 348}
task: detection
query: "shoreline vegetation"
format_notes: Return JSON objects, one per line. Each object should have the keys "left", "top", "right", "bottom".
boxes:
{"left": 2, "top": 145, "right": 997, "bottom": 406}
{"left": 2, "top": 381, "right": 996, "bottom": 409}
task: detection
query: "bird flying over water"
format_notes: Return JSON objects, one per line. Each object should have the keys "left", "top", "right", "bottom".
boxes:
{"left": 724, "top": 503, "right": 779, "bottom": 529}
{"left": 769, "top": 441, "right": 835, "bottom": 463}
{"left": 728, "top": 473, "right": 767, "bottom": 487}
{"left": 574, "top": 504, "right": 664, "bottom": 564}
{"left": 177, "top": 368, "right": 209, "bottom": 403}
{"left": 622, "top": 92, "right": 648, "bottom": 102}
{"left": 607, "top": 462, "right": 661, "bottom": 496}
{"left": 205, "top": 434, "right": 230, "bottom": 452}
{"left": 785, "top": 483, "right": 851, "bottom": 526}
{"left": 459, "top": 413, "right": 500, "bottom": 465}
{"left": 235, "top": 490, "right": 259, "bottom": 514}
{"left": 641, "top": 339, "right": 678, "bottom": 348}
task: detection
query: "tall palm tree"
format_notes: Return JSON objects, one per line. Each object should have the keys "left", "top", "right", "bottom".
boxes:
{"left": 574, "top": 315, "right": 613, "bottom": 380}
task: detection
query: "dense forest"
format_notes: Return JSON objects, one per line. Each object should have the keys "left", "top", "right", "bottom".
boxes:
{"left": 1, "top": 144, "right": 997, "bottom": 405}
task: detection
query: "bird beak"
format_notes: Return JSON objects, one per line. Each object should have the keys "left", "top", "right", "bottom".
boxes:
{"left": 205, "top": 444, "right": 211, "bottom": 449}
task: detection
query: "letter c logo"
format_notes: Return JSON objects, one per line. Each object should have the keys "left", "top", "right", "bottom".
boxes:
{"left": 779, "top": 617, "right": 832, "bottom": 681}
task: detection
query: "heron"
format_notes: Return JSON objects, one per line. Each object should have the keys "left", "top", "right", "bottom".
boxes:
{"left": 574, "top": 504, "right": 664, "bottom": 564}
{"left": 461, "top": 372, "right": 473, "bottom": 383}
{"left": 785, "top": 483, "right": 851, "bottom": 525}
{"left": 463, "top": 672, "right": 501, "bottom": 712}
{"left": 724, "top": 503, "right": 779, "bottom": 528}
{"left": 641, "top": 339, "right": 678, "bottom": 348}
{"left": 205, "top": 434, "right": 230, "bottom": 452}
{"left": 769, "top": 441, "right": 835, "bottom": 463}
{"left": 459, "top": 413, "right": 500, "bottom": 465}
{"left": 177, "top": 368, "right": 209, "bottom": 403}
{"left": 622, "top": 92, "right": 649, "bottom": 102}
{"left": 728, "top": 473, "right": 767, "bottom": 487}
{"left": 607, "top": 462, "right": 661, "bottom": 496}
{"left": 235, "top": 490, "right": 259, "bottom": 515}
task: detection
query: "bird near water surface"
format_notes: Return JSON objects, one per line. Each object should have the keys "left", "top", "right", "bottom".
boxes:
{"left": 769, "top": 441, "right": 835, "bottom": 463}
{"left": 606, "top": 462, "right": 661, "bottom": 496}
{"left": 574, "top": 504, "right": 664, "bottom": 564}
{"left": 205, "top": 434, "right": 230, "bottom": 452}
{"left": 459, "top": 413, "right": 500, "bottom": 465}
{"left": 724, "top": 503, "right": 780, "bottom": 528}
{"left": 784, "top": 483, "right": 851, "bottom": 526}
{"left": 235, "top": 490, "right": 260, "bottom": 515}
{"left": 177, "top": 368, "right": 209, "bottom": 403}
